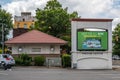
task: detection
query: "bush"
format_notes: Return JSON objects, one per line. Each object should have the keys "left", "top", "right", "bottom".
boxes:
{"left": 14, "top": 57, "right": 23, "bottom": 65}
{"left": 62, "top": 54, "right": 71, "bottom": 68}
{"left": 0, "top": 49, "right": 2, "bottom": 54}
{"left": 20, "top": 53, "right": 32, "bottom": 66}
{"left": 15, "top": 53, "right": 32, "bottom": 66}
{"left": 34, "top": 56, "right": 45, "bottom": 66}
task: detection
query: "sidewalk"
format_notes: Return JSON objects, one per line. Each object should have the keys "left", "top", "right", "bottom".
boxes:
{"left": 112, "top": 65, "right": 120, "bottom": 70}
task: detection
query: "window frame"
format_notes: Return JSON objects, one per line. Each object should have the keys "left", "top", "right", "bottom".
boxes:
{"left": 31, "top": 48, "right": 41, "bottom": 52}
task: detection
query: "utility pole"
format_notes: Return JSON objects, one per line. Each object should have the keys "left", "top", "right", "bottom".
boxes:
{"left": 2, "top": 23, "right": 4, "bottom": 54}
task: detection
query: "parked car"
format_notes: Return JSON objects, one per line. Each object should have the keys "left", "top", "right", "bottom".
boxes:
{"left": 0, "top": 54, "right": 15, "bottom": 70}
{"left": 112, "top": 55, "right": 120, "bottom": 60}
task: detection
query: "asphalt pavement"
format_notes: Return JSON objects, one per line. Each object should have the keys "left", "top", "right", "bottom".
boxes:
{"left": 0, "top": 66, "right": 120, "bottom": 80}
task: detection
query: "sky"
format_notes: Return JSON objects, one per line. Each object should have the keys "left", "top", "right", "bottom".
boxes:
{"left": 1, "top": 0, "right": 120, "bottom": 30}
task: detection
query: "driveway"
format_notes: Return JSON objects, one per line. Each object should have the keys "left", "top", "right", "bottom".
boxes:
{"left": 0, "top": 67, "right": 120, "bottom": 80}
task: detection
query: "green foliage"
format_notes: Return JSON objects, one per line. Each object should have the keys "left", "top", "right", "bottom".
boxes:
{"left": 34, "top": 0, "right": 79, "bottom": 54}
{"left": 35, "top": 0, "right": 78, "bottom": 38}
{"left": 34, "top": 56, "right": 45, "bottom": 66}
{"left": 14, "top": 57, "right": 23, "bottom": 65}
{"left": 15, "top": 53, "right": 32, "bottom": 66}
{"left": 62, "top": 54, "right": 71, "bottom": 67}
{"left": 112, "top": 23, "right": 120, "bottom": 56}
{"left": 0, "top": 49, "right": 2, "bottom": 54}
{"left": 60, "top": 35, "right": 71, "bottom": 47}
{"left": 0, "top": 6, "right": 13, "bottom": 47}
{"left": 20, "top": 53, "right": 32, "bottom": 66}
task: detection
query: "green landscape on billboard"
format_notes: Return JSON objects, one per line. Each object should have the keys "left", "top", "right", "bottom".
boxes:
{"left": 77, "top": 31, "right": 108, "bottom": 51}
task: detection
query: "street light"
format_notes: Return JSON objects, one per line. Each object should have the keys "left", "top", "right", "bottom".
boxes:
{"left": 0, "top": 21, "right": 5, "bottom": 54}
{"left": 0, "top": 23, "right": 5, "bottom": 54}
{"left": 1, "top": 23, "right": 4, "bottom": 54}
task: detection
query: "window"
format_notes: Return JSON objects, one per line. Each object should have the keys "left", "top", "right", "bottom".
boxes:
{"left": 50, "top": 45, "right": 55, "bottom": 52}
{"left": 24, "top": 23, "right": 27, "bottom": 28}
{"left": 18, "top": 47, "right": 23, "bottom": 52}
{"left": 23, "top": 18, "right": 25, "bottom": 21}
{"left": 2, "top": 55, "right": 8, "bottom": 58}
{"left": 32, "top": 48, "right": 41, "bottom": 52}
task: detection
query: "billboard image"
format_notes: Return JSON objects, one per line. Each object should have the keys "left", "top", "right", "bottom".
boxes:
{"left": 77, "top": 31, "right": 108, "bottom": 51}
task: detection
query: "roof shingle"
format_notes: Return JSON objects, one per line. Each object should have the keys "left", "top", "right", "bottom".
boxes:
{"left": 5, "top": 30, "right": 67, "bottom": 44}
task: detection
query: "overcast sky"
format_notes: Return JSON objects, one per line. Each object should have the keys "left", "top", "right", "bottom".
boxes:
{"left": 1, "top": 0, "right": 120, "bottom": 30}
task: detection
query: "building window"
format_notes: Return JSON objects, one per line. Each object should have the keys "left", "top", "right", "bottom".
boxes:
{"left": 24, "top": 23, "right": 27, "bottom": 28}
{"left": 18, "top": 47, "right": 23, "bottom": 52}
{"left": 50, "top": 45, "right": 55, "bottom": 52}
{"left": 23, "top": 18, "right": 25, "bottom": 21}
{"left": 32, "top": 48, "right": 41, "bottom": 52}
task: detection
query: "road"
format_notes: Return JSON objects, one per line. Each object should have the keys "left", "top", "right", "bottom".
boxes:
{"left": 0, "top": 67, "right": 120, "bottom": 80}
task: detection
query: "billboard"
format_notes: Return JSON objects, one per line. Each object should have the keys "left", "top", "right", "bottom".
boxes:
{"left": 77, "top": 31, "right": 108, "bottom": 51}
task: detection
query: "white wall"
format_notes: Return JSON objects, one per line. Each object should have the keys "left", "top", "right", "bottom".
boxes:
{"left": 12, "top": 44, "right": 60, "bottom": 54}
{"left": 71, "top": 20, "right": 112, "bottom": 69}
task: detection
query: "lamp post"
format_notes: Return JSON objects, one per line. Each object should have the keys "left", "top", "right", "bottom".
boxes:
{"left": 0, "top": 18, "right": 6, "bottom": 54}
{"left": 0, "top": 22, "right": 5, "bottom": 54}
{"left": 1, "top": 23, "right": 4, "bottom": 54}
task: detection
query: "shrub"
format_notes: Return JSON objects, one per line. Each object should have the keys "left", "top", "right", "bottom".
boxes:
{"left": 20, "top": 53, "right": 32, "bottom": 66}
{"left": 34, "top": 56, "right": 45, "bottom": 66}
{"left": 0, "top": 49, "right": 2, "bottom": 54}
{"left": 15, "top": 53, "right": 32, "bottom": 66}
{"left": 62, "top": 54, "right": 71, "bottom": 68}
{"left": 22, "top": 60, "right": 31, "bottom": 66}
{"left": 14, "top": 57, "right": 23, "bottom": 65}
{"left": 19, "top": 54, "right": 32, "bottom": 61}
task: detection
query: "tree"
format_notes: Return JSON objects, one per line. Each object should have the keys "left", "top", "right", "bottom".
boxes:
{"left": 0, "top": 6, "right": 13, "bottom": 48}
{"left": 35, "top": 0, "right": 78, "bottom": 37}
{"left": 34, "top": 0, "right": 79, "bottom": 53}
{"left": 112, "top": 23, "right": 120, "bottom": 56}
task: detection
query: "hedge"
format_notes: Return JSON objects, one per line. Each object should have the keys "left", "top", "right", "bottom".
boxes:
{"left": 34, "top": 56, "right": 45, "bottom": 66}
{"left": 15, "top": 53, "right": 32, "bottom": 66}
{"left": 62, "top": 54, "right": 71, "bottom": 67}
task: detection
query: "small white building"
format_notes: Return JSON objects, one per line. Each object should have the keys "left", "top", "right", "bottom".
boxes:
{"left": 5, "top": 30, "right": 67, "bottom": 66}
{"left": 71, "top": 18, "right": 113, "bottom": 69}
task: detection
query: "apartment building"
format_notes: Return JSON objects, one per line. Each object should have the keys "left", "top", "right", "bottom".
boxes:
{"left": 13, "top": 12, "right": 36, "bottom": 37}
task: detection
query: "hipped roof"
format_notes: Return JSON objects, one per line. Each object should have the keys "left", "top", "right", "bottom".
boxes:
{"left": 5, "top": 30, "right": 67, "bottom": 44}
